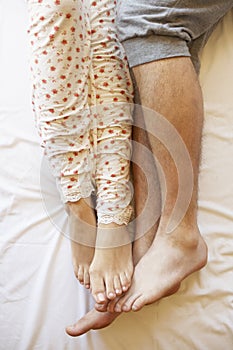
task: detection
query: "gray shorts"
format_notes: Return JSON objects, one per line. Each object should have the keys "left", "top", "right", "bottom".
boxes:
{"left": 116, "top": 0, "right": 233, "bottom": 73}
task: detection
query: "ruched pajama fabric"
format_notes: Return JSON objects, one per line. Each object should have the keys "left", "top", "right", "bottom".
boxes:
{"left": 26, "top": 0, "right": 134, "bottom": 225}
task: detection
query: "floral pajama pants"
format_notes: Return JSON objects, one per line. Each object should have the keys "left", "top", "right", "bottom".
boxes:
{"left": 26, "top": 0, "right": 134, "bottom": 225}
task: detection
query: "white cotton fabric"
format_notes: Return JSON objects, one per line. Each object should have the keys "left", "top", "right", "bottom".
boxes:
{"left": 26, "top": 0, "right": 134, "bottom": 225}
{"left": 0, "top": 1, "right": 233, "bottom": 349}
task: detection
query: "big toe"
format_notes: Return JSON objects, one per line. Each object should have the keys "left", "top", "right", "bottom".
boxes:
{"left": 90, "top": 272, "right": 107, "bottom": 304}
{"left": 95, "top": 302, "right": 108, "bottom": 313}
{"left": 66, "top": 309, "right": 119, "bottom": 336}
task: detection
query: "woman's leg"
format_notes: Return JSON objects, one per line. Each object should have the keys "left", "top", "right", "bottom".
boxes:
{"left": 26, "top": 0, "right": 96, "bottom": 288}
{"left": 87, "top": 0, "right": 134, "bottom": 304}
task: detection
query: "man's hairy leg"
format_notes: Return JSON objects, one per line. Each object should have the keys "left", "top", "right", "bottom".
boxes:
{"left": 110, "top": 57, "right": 208, "bottom": 313}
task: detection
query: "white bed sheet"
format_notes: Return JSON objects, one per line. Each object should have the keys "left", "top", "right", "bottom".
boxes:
{"left": 0, "top": 1, "right": 233, "bottom": 349}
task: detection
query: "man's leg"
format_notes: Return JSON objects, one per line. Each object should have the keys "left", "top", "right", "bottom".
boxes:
{"left": 131, "top": 101, "right": 161, "bottom": 265}
{"left": 109, "top": 56, "right": 207, "bottom": 312}
{"left": 108, "top": 0, "right": 233, "bottom": 314}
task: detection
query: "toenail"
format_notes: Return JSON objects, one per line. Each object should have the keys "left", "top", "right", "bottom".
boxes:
{"left": 108, "top": 292, "right": 116, "bottom": 299}
{"left": 97, "top": 293, "right": 105, "bottom": 302}
{"left": 132, "top": 305, "right": 138, "bottom": 311}
{"left": 122, "top": 305, "right": 129, "bottom": 312}
{"left": 122, "top": 286, "right": 128, "bottom": 292}
{"left": 115, "top": 289, "right": 121, "bottom": 294}
{"left": 114, "top": 305, "right": 121, "bottom": 313}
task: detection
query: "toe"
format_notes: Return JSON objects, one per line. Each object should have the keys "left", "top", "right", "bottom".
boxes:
{"left": 107, "top": 296, "right": 121, "bottom": 313}
{"left": 73, "top": 265, "right": 79, "bottom": 280}
{"left": 95, "top": 302, "right": 108, "bottom": 313}
{"left": 114, "top": 295, "right": 128, "bottom": 312}
{"left": 120, "top": 272, "right": 131, "bottom": 292}
{"left": 121, "top": 294, "right": 141, "bottom": 312}
{"left": 83, "top": 269, "right": 90, "bottom": 289}
{"left": 77, "top": 266, "right": 84, "bottom": 285}
{"left": 113, "top": 276, "right": 122, "bottom": 296}
{"left": 115, "top": 293, "right": 139, "bottom": 313}
{"left": 90, "top": 273, "right": 107, "bottom": 304}
{"left": 131, "top": 295, "right": 147, "bottom": 312}
{"left": 105, "top": 277, "right": 116, "bottom": 300}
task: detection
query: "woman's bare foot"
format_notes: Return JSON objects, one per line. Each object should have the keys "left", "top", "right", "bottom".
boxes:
{"left": 93, "top": 221, "right": 158, "bottom": 313}
{"left": 67, "top": 198, "right": 97, "bottom": 289}
{"left": 66, "top": 308, "right": 119, "bottom": 337}
{"left": 89, "top": 223, "right": 133, "bottom": 304}
{"left": 108, "top": 222, "right": 207, "bottom": 313}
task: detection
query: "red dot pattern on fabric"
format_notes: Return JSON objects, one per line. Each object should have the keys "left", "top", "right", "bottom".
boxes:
{"left": 27, "top": 0, "right": 134, "bottom": 224}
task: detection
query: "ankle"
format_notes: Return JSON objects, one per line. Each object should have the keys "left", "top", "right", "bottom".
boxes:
{"left": 158, "top": 217, "right": 201, "bottom": 249}
{"left": 96, "top": 224, "right": 131, "bottom": 249}
{"left": 98, "top": 222, "right": 124, "bottom": 229}
{"left": 67, "top": 198, "right": 93, "bottom": 216}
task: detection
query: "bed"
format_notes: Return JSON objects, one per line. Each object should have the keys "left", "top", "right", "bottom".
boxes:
{"left": 0, "top": 1, "right": 233, "bottom": 349}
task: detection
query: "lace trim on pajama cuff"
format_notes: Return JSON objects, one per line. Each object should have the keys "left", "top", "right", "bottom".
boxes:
{"left": 122, "top": 35, "right": 191, "bottom": 69}
{"left": 98, "top": 205, "right": 133, "bottom": 225}
{"left": 59, "top": 184, "right": 95, "bottom": 203}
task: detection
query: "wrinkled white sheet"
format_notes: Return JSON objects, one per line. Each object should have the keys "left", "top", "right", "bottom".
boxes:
{"left": 0, "top": 1, "right": 233, "bottom": 349}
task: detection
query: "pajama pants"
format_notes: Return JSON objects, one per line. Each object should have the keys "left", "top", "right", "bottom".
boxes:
{"left": 26, "top": 0, "right": 134, "bottom": 225}
{"left": 116, "top": 0, "right": 233, "bottom": 73}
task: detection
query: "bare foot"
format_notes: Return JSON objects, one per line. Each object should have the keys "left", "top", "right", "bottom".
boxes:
{"left": 94, "top": 222, "right": 159, "bottom": 313}
{"left": 65, "top": 224, "right": 158, "bottom": 335}
{"left": 67, "top": 198, "right": 97, "bottom": 289}
{"left": 89, "top": 223, "right": 133, "bottom": 304}
{"left": 108, "top": 223, "right": 207, "bottom": 313}
{"left": 66, "top": 309, "right": 119, "bottom": 337}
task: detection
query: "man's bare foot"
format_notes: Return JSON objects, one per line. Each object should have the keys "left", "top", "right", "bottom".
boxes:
{"left": 67, "top": 198, "right": 97, "bottom": 289}
{"left": 66, "top": 308, "right": 119, "bottom": 337}
{"left": 108, "top": 222, "right": 207, "bottom": 313}
{"left": 89, "top": 223, "right": 133, "bottom": 304}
